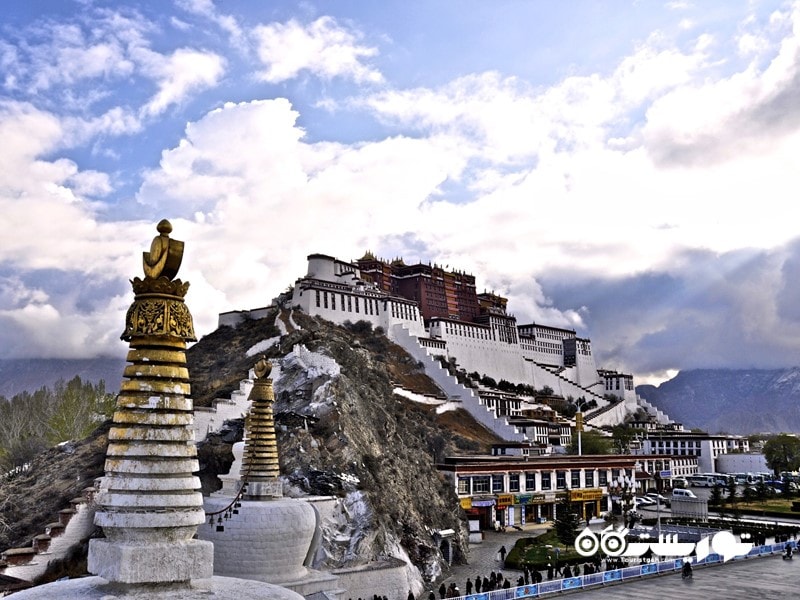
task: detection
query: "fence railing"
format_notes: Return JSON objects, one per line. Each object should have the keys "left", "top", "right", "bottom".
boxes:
{"left": 450, "top": 541, "right": 794, "bottom": 600}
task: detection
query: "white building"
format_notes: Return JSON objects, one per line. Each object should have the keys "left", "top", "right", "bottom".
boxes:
{"left": 637, "top": 431, "right": 750, "bottom": 474}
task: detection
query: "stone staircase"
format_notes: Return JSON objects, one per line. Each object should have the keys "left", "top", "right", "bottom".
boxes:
{"left": 0, "top": 485, "right": 97, "bottom": 585}
{"left": 388, "top": 323, "right": 526, "bottom": 442}
{"left": 533, "top": 362, "right": 608, "bottom": 406}
{"left": 193, "top": 376, "right": 255, "bottom": 441}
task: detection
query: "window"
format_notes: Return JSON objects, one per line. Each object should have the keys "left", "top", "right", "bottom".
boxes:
{"left": 323, "top": 292, "right": 328, "bottom": 309}
{"left": 315, "top": 290, "right": 320, "bottom": 307}
{"left": 571, "top": 470, "right": 581, "bottom": 488}
{"left": 458, "top": 478, "right": 470, "bottom": 494}
{"left": 585, "top": 470, "right": 594, "bottom": 487}
{"left": 472, "top": 476, "right": 490, "bottom": 494}
{"left": 509, "top": 473, "right": 520, "bottom": 493}
{"left": 556, "top": 471, "right": 567, "bottom": 490}
{"left": 492, "top": 475, "right": 504, "bottom": 493}
{"left": 525, "top": 472, "right": 536, "bottom": 491}
{"left": 599, "top": 470, "right": 608, "bottom": 486}
{"left": 611, "top": 469, "right": 620, "bottom": 480}
{"left": 541, "top": 472, "right": 551, "bottom": 490}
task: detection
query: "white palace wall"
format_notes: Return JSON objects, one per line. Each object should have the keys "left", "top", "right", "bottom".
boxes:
{"left": 292, "top": 281, "right": 425, "bottom": 338}
{"left": 214, "top": 254, "right": 647, "bottom": 429}
{"left": 429, "top": 320, "right": 529, "bottom": 383}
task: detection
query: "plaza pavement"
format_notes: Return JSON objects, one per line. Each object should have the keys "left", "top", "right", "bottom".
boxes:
{"left": 433, "top": 521, "right": 798, "bottom": 600}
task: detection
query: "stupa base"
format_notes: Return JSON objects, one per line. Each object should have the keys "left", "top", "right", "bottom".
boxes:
{"left": 88, "top": 538, "right": 213, "bottom": 584}
{"left": 7, "top": 575, "right": 305, "bottom": 599}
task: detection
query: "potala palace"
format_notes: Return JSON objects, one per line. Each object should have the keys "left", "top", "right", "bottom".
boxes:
{"left": 220, "top": 252, "right": 671, "bottom": 438}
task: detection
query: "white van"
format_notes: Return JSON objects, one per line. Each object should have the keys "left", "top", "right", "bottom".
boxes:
{"left": 672, "top": 488, "right": 698, "bottom": 499}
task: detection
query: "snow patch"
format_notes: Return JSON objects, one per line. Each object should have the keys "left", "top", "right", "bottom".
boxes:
{"left": 246, "top": 336, "right": 280, "bottom": 357}
{"left": 393, "top": 388, "right": 445, "bottom": 405}
{"left": 281, "top": 344, "right": 341, "bottom": 379}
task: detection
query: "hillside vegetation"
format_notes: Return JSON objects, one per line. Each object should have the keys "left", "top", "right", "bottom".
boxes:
{"left": 0, "top": 377, "right": 114, "bottom": 473}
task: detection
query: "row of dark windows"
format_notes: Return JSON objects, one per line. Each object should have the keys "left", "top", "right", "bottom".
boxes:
{"left": 457, "top": 468, "right": 634, "bottom": 494}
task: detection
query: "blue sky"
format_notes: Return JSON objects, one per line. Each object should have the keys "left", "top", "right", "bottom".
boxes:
{"left": 2, "top": 0, "right": 800, "bottom": 387}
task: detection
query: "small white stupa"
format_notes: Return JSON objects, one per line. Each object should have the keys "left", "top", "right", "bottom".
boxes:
{"left": 199, "top": 358, "right": 338, "bottom": 596}
{"left": 12, "top": 220, "right": 303, "bottom": 599}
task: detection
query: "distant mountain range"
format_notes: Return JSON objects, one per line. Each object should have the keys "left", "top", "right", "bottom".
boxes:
{"left": 637, "top": 368, "right": 800, "bottom": 435}
{"left": 0, "top": 357, "right": 126, "bottom": 399}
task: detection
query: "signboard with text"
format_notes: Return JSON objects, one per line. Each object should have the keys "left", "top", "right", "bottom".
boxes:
{"left": 569, "top": 488, "right": 603, "bottom": 502}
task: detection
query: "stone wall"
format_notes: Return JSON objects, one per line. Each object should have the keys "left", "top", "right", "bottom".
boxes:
{"left": 333, "top": 559, "right": 413, "bottom": 600}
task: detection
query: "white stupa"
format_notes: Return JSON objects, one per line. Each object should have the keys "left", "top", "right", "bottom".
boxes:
{"left": 199, "top": 358, "right": 339, "bottom": 596}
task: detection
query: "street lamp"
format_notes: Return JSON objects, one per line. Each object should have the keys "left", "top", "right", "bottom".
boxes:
{"left": 610, "top": 463, "right": 641, "bottom": 528}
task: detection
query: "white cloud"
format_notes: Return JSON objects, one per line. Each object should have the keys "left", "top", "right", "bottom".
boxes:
{"left": 252, "top": 16, "right": 383, "bottom": 84}
{"left": 176, "top": 0, "right": 247, "bottom": 50}
{"left": 137, "top": 47, "right": 225, "bottom": 117}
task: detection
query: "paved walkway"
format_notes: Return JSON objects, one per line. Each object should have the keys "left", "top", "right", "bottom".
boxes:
{"left": 433, "top": 523, "right": 798, "bottom": 599}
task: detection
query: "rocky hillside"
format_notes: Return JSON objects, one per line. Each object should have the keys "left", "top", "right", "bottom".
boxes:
{"left": 637, "top": 367, "right": 800, "bottom": 434}
{"left": 1, "top": 309, "right": 504, "bottom": 587}
{"left": 204, "top": 311, "right": 499, "bottom": 580}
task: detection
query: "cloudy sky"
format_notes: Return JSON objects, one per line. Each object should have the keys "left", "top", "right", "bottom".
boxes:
{"left": 2, "top": 0, "right": 800, "bottom": 386}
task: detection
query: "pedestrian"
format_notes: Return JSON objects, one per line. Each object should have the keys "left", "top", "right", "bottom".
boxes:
{"left": 439, "top": 583, "right": 446, "bottom": 599}
{"left": 547, "top": 563, "right": 553, "bottom": 580}
{"left": 499, "top": 545, "right": 507, "bottom": 561}
{"left": 562, "top": 564, "right": 572, "bottom": 578}
{"left": 482, "top": 576, "right": 489, "bottom": 592}
{"left": 474, "top": 576, "right": 482, "bottom": 593}
{"left": 407, "top": 591, "right": 414, "bottom": 600}
{"left": 465, "top": 578, "right": 472, "bottom": 595}
{"left": 428, "top": 592, "right": 435, "bottom": 600}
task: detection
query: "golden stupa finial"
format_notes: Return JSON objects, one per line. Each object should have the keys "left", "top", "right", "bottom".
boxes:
{"left": 123, "top": 219, "right": 194, "bottom": 341}
{"left": 254, "top": 356, "right": 272, "bottom": 379}
{"left": 143, "top": 219, "right": 184, "bottom": 280}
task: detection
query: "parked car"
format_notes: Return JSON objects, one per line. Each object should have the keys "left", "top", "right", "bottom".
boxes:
{"left": 672, "top": 477, "right": 689, "bottom": 489}
{"left": 634, "top": 496, "right": 656, "bottom": 507}
{"left": 645, "top": 493, "right": 671, "bottom": 507}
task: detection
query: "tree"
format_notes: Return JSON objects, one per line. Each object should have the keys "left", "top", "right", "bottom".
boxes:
{"left": 567, "top": 431, "right": 612, "bottom": 455}
{"left": 554, "top": 497, "right": 583, "bottom": 546}
{"left": 763, "top": 434, "right": 800, "bottom": 475}
{"left": 0, "top": 377, "right": 114, "bottom": 472}
{"left": 611, "top": 425, "right": 635, "bottom": 454}
{"left": 709, "top": 484, "right": 723, "bottom": 506}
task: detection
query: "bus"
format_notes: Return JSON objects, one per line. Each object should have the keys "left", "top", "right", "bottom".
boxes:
{"left": 686, "top": 474, "right": 716, "bottom": 487}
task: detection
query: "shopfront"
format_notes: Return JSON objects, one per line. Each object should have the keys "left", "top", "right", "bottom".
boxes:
{"left": 569, "top": 488, "right": 603, "bottom": 521}
{"left": 462, "top": 496, "right": 496, "bottom": 530}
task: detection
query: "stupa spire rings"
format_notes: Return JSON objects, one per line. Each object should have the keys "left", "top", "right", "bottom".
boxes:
{"left": 241, "top": 355, "right": 282, "bottom": 498}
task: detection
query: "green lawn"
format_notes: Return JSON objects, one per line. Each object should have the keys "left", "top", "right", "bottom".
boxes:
{"left": 507, "top": 529, "right": 585, "bottom": 570}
